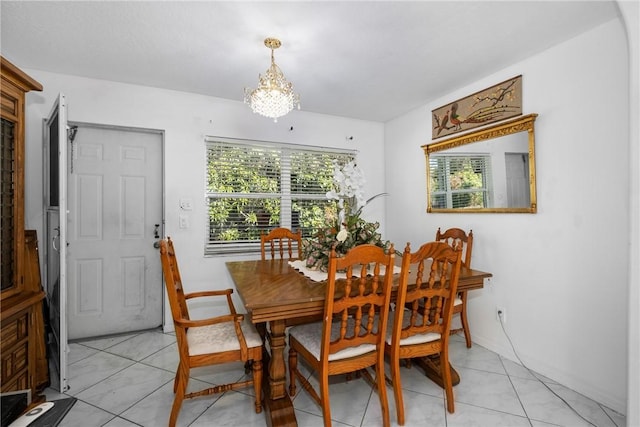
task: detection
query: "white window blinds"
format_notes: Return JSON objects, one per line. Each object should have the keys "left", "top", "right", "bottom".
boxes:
{"left": 429, "top": 154, "right": 493, "bottom": 209}
{"left": 205, "top": 137, "right": 355, "bottom": 255}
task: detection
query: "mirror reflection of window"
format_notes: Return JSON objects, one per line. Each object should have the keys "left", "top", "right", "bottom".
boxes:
{"left": 430, "top": 154, "right": 493, "bottom": 209}
{"left": 423, "top": 113, "right": 537, "bottom": 213}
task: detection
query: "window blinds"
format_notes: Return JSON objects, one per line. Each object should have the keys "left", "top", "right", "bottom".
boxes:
{"left": 204, "top": 137, "right": 354, "bottom": 255}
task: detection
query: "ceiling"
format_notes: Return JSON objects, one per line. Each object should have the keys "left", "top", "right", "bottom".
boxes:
{"left": 0, "top": 1, "right": 620, "bottom": 122}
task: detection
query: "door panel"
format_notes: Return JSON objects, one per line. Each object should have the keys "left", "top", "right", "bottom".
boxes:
{"left": 67, "top": 125, "right": 163, "bottom": 339}
{"left": 76, "top": 259, "right": 101, "bottom": 314}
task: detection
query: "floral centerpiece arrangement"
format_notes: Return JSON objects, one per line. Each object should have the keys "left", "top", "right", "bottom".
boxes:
{"left": 301, "top": 160, "right": 392, "bottom": 271}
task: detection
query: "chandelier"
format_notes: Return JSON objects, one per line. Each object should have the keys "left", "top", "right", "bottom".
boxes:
{"left": 244, "top": 37, "right": 300, "bottom": 122}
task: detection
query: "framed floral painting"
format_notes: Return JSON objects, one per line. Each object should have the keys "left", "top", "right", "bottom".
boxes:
{"left": 432, "top": 75, "right": 522, "bottom": 139}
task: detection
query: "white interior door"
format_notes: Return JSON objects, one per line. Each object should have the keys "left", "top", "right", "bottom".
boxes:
{"left": 43, "top": 93, "right": 68, "bottom": 392}
{"left": 505, "top": 152, "right": 530, "bottom": 208}
{"left": 66, "top": 124, "right": 163, "bottom": 339}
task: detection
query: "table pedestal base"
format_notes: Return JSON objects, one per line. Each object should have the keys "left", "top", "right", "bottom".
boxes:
{"left": 261, "top": 391, "right": 297, "bottom": 427}
{"left": 413, "top": 355, "right": 460, "bottom": 388}
{"left": 261, "top": 320, "right": 297, "bottom": 427}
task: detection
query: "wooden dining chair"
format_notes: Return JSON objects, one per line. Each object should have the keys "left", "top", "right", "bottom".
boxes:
{"left": 288, "top": 244, "right": 396, "bottom": 427}
{"left": 435, "top": 227, "right": 474, "bottom": 348}
{"left": 387, "top": 241, "right": 462, "bottom": 424}
{"left": 260, "top": 227, "right": 302, "bottom": 260}
{"left": 159, "top": 237, "right": 264, "bottom": 427}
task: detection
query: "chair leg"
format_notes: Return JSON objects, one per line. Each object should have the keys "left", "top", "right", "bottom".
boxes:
{"left": 173, "top": 369, "right": 179, "bottom": 393}
{"left": 441, "top": 350, "right": 455, "bottom": 414}
{"left": 252, "top": 358, "right": 263, "bottom": 413}
{"left": 320, "top": 372, "right": 332, "bottom": 427}
{"left": 459, "top": 292, "right": 472, "bottom": 348}
{"left": 376, "top": 355, "right": 391, "bottom": 427}
{"left": 169, "top": 363, "right": 189, "bottom": 427}
{"left": 288, "top": 346, "right": 297, "bottom": 396}
{"left": 391, "top": 356, "right": 405, "bottom": 425}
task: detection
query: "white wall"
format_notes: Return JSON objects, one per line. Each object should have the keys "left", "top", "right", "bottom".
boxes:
{"left": 22, "top": 73, "right": 385, "bottom": 330}
{"left": 385, "top": 18, "right": 629, "bottom": 414}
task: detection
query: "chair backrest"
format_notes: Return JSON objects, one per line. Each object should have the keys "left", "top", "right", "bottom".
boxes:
{"left": 260, "top": 227, "right": 302, "bottom": 260}
{"left": 435, "top": 227, "right": 473, "bottom": 268}
{"left": 159, "top": 237, "right": 190, "bottom": 324}
{"left": 322, "top": 244, "right": 395, "bottom": 361}
{"left": 392, "top": 241, "right": 463, "bottom": 347}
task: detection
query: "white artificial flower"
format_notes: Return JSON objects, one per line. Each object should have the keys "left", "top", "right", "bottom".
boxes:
{"left": 327, "top": 160, "right": 368, "bottom": 210}
{"left": 354, "top": 188, "right": 366, "bottom": 209}
{"left": 336, "top": 228, "right": 349, "bottom": 242}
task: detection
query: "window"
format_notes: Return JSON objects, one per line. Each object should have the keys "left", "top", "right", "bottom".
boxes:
{"left": 205, "top": 137, "right": 355, "bottom": 255}
{"left": 429, "top": 154, "right": 493, "bottom": 209}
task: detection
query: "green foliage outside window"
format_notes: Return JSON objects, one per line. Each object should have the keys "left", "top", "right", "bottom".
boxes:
{"left": 430, "top": 155, "right": 490, "bottom": 209}
{"left": 206, "top": 139, "right": 353, "bottom": 249}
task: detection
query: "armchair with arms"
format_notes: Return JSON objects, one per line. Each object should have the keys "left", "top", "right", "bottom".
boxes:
{"left": 159, "top": 237, "right": 263, "bottom": 427}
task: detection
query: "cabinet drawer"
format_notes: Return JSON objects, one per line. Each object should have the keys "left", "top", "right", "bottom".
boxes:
{"left": 1, "top": 311, "right": 29, "bottom": 350}
{"left": 1, "top": 309, "right": 30, "bottom": 391}
{"left": 1, "top": 340, "right": 28, "bottom": 382}
{"left": 0, "top": 365, "right": 28, "bottom": 392}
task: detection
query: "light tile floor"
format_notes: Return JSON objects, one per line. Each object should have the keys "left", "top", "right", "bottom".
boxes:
{"left": 43, "top": 329, "right": 626, "bottom": 427}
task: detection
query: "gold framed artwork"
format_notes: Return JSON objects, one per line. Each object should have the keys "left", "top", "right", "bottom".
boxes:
{"left": 432, "top": 75, "right": 522, "bottom": 139}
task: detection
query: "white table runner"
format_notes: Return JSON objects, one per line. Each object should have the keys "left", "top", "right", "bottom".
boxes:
{"left": 288, "top": 260, "right": 401, "bottom": 282}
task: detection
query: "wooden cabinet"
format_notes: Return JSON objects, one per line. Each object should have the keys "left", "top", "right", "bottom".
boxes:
{"left": 1, "top": 56, "right": 45, "bottom": 396}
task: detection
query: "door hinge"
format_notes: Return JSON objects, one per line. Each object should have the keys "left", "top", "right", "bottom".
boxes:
{"left": 68, "top": 125, "right": 78, "bottom": 173}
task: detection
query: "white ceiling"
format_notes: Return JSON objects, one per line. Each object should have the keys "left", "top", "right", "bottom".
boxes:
{"left": 0, "top": 1, "right": 620, "bottom": 122}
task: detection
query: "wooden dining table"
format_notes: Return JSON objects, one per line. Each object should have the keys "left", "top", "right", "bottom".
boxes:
{"left": 226, "top": 258, "right": 492, "bottom": 427}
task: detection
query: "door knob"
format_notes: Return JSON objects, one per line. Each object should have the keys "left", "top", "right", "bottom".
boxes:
{"left": 153, "top": 240, "right": 160, "bottom": 249}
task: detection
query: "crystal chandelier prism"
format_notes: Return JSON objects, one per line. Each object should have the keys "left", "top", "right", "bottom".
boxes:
{"left": 244, "top": 38, "right": 300, "bottom": 122}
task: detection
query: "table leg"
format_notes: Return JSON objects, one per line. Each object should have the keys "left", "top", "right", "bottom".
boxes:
{"left": 267, "top": 320, "right": 288, "bottom": 399}
{"left": 261, "top": 319, "right": 297, "bottom": 427}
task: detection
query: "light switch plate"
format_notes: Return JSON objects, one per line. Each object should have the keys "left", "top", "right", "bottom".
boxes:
{"left": 179, "top": 198, "right": 193, "bottom": 210}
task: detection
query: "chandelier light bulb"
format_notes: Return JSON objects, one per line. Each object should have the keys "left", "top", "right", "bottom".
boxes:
{"left": 244, "top": 38, "right": 300, "bottom": 122}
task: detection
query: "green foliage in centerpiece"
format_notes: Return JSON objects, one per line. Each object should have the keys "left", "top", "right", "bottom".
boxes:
{"left": 301, "top": 160, "right": 391, "bottom": 271}
{"left": 301, "top": 207, "right": 392, "bottom": 271}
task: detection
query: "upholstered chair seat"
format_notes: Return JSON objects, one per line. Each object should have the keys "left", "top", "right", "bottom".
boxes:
{"left": 187, "top": 317, "right": 263, "bottom": 356}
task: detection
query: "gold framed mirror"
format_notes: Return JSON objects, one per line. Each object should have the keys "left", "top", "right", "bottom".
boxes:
{"left": 422, "top": 113, "right": 537, "bottom": 213}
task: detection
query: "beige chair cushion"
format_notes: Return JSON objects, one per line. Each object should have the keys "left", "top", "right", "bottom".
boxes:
{"left": 289, "top": 320, "right": 376, "bottom": 362}
{"left": 384, "top": 309, "right": 441, "bottom": 346}
{"left": 187, "top": 316, "right": 263, "bottom": 356}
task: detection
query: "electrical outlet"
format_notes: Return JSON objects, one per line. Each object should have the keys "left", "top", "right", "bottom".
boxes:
{"left": 179, "top": 214, "right": 190, "bottom": 229}
{"left": 496, "top": 307, "right": 506, "bottom": 323}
